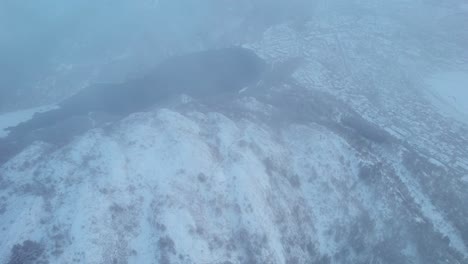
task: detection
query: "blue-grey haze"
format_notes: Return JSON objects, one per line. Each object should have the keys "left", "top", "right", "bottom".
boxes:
{"left": 0, "top": 0, "right": 467, "bottom": 263}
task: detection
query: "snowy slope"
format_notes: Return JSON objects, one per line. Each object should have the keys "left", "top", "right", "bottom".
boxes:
{"left": 1, "top": 93, "right": 467, "bottom": 263}
{"left": 0, "top": 107, "right": 358, "bottom": 263}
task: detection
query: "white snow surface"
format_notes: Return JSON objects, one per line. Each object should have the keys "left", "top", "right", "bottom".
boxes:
{"left": 1, "top": 102, "right": 467, "bottom": 263}
{"left": 0, "top": 108, "right": 361, "bottom": 263}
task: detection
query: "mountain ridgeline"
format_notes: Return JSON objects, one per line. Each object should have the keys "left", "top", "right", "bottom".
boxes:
{"left": 0, "top": 47, "right": 266, "bottom": 164}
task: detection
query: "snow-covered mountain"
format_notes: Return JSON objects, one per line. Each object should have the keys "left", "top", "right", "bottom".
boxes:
{"left": 1, "top": 1, "right": 468, "bottom": 263}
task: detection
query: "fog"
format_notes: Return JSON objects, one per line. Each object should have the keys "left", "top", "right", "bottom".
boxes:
{"left": 1, "top": 1, "right": 466, "bottom": 111}
{"left": 1, "top": 0, "right": 468, "bottom": 263}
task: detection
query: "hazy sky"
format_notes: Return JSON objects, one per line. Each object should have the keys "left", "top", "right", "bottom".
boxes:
{"left": 0, "top": 0, "right": 466, "bottom": 111}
